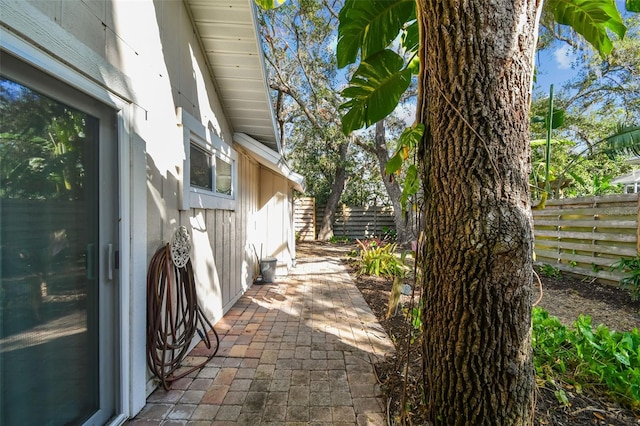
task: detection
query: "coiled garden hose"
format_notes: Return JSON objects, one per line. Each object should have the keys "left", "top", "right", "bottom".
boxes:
{"left": 146, "top": 243, "right": 219, "bottom": 390}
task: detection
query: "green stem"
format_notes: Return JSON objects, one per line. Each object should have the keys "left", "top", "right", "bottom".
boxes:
{"left": 545, "top": 84, "right": 554, "bottom": 195}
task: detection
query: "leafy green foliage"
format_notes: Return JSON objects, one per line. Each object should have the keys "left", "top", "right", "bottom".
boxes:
{"left": 0, "top": 78, "right": 88, "bottom": 200}
{"left": 611, "top": 256, "right": 640, "bottom": 301}
{"left": 400, "top": 165, "right": 419, "bottom": 211}
{"left": 532, "top": 108, "right": 566, "bottom": 130}
{"left": 353, "top": 238, "right": 409, "bottom": 278}
{"left": 337, "top": 0, "right": 628, "bottom": 138}
{"left": 259, "top": 1, "right": 382, "bottom": 208}
{"left": 529, "top": 97, "right": 632, "bottom": 199}
{"left": 547, "top": 0, "right": 626, "bottom": 57}
{"left": 558, "top": 15, "right": 640, "bottom": 129}
{"left": 602, "top": 125, "right": 640, "bottom": 157}
{"left": 385, "top": 124, "right": 424, "bottom": 212}
{"left": 336, "top": 0, "right": 415, "bottom": 68}
{"left": 532, "top": 307, "right": 640, "bottom": 409}
{"left": 539, "top": 263, "right": 561, "bottom": 278}
{"left": 549, "top": 109, "right": 566, "bottom": 130}
{"left": 340, "top": 50, "right": 412, "bottom": 134}
{"left": 336, "top": 0, "right": 420, "bottom": 136}
{"left": 403, "top": 298, "right": 423, "bottom": 344}
{"left": 329, "top": 235, "right": 351, "bottom": 244}
{"left": 386, "top": 124, "right": 424, "bottom": 175}
{"left": 254, "top": 0, "right": 286, "bottom": 9}
{"left": 590, "top": 174, "right": 617, "bottom": 195}
{"left": 335, "top": 0, "right": 631, "bottom": 217}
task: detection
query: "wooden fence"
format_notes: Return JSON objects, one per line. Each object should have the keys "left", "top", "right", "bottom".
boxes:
{"left": 294, "top": 197, "right": 316, "bottom": 241}
{"left": 294, "top": 197, "right": 395, "bottom": 241}
{"left": 296, "top": 195, "right": 640, "bottom": 283}
{"left": 532, "top": 194, "right": 639, "bottom": 282}
{"left": 331, "top": 204, "right": 395, "bottom": 240}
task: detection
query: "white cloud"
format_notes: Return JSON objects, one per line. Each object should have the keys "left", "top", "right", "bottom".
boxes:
{"left": 327, "top": 34, "right": 337, "bottom": 54}
{"left": 553, "top": 45, "right": 575, "bottom": 70}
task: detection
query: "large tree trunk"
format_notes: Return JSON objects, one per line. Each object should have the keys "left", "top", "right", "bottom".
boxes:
{"left": 317, "top": 139, "right": 350, "bottom": 241}
{"left": 417, "top": 1, "right": 541, "bottom": 424}
{"left": 372, "top": 120, "right": 415, "bottom": 245}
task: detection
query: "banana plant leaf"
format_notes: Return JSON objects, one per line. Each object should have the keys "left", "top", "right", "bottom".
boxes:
{"left": 602, "top": 126, "right": 640, "bottom": 157}
{"left": 337, "top": 0, "right": 415, "bottom": 68}
{"left": 547, "top": 0, "right": 626, "bottom": 57}
{"left": 340, "top": 50, "right": 411, "bottom": 134}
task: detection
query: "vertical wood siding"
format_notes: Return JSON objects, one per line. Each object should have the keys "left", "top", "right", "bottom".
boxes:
{"left": 254, "top": 167, "right": 294, "bottom": 273}
{"left": 173, "top": 151, "right": 262, "bottom": 322}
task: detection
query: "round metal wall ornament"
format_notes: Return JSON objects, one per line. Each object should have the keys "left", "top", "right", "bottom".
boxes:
{"left": 170, "top": 226, "right": 191, "bottom": 268}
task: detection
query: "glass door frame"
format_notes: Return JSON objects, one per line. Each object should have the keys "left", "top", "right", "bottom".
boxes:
{"left": 0, "top": 50, "right": 128, "bottom": 425}
{"left": 2, "top": 18, "right": 149, "bottom": 422}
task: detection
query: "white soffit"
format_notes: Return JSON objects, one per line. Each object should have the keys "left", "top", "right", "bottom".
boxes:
{"left": 235, "top": 132, "right": 305, "bottom": 192}
{"left": 186, "top": 0, "right": 280, "bottom": 152}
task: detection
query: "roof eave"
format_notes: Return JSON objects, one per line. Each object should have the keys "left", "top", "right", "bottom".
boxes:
{"left": 234, "top": 132, "right": 305, "bottom": 192}
{"left": 186, "top": 0, "right": 281, "bottom": 152}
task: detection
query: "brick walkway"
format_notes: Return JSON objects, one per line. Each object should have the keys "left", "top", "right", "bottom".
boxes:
{"left": 128, "top": 251, "right": 395, "bottom": 425}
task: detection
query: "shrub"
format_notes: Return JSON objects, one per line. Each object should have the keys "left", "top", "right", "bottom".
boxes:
{"left": 611, "top": 256, "right": 640, "bottom": 301}
{"left": 538, "top": 263, "right": 560, "bottom": 278}
{"left": 329, "top": 235, "right": 350, "bottom": 244}
{"left": 354, "top": 238, "right": 410, "bottom": 278}
{"left": 532, "top": 307, "right": 640, "bottom": 409}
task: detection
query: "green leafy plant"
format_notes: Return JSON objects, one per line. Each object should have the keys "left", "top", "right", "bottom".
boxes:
{"left": 354, "top": 238, "right": 410, "bottom": 278}
{"left": 380, "top": 226, "right": 397, "bottom": 242}
{"left": 611, "top": 256, "right": 640, "bottom": 301}
{"left": 336, "top": 0, "right": 630, "bottom": 139}
{"left": 538, "top": 263, "right": 561, "bottom": 278}
{"left": 404, "top": 298, "right": 424, "bottom": 345}
{"left": 532, "top": 307, "right": 640, "bottom": 409}
{"left": 329, "top": 235, "right": 351, "bottom": 244}
{"left": 546, "top": 0, "right": 627, "bottom": 57}
{"left": 554, "top": 389, "right": 570, "bottom": 406}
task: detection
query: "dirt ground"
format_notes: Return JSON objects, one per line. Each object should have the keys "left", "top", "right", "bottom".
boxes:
{"left": 535, "top": 271, "right": 640, "bottom": 333}
{"left": 296, "top": 241, "right": 640, "bottom": 425}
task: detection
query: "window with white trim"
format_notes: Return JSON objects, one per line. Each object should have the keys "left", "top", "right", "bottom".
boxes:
{"left": 179, "top": 108, "right": 237, "bottom": 210}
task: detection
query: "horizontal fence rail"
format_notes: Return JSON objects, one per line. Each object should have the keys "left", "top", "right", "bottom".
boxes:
{"left": 294, "top": 197, "right": 395, "bottom": 241}
{"left": 330, "top": 204, "right": 395, "bottom": 240}
{"left": 532, "top": 193, "right": 639, "bottom": 283}
{"left": 296, "top": 194, "right": 640, "bottom": 284}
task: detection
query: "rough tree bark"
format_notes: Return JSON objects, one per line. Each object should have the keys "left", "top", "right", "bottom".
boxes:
{"left": 317, "top": 138, "right": 350, "bottom": 241}
{"left": 416, "top": 0, "right": 541, "bottom": 424}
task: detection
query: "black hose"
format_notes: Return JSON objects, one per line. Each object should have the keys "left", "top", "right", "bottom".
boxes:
{"left": 146, "top": 243, "right": 219, "bottom": 390}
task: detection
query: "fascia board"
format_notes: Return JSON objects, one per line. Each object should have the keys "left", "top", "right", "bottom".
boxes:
{"left": 234, "top": 132, "right": 305, "bottom": 192}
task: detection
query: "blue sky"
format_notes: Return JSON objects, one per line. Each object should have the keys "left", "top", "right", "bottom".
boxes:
{"left": 534, "top": 46, "right": 579, "bottom": 95}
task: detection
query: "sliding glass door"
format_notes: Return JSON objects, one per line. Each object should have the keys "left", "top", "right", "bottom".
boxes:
{"left": 0, "top": 54, "right": 118, "bottom": 425}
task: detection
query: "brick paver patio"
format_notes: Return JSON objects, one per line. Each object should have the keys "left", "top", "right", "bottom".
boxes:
{"left": 127, "top": 250, "right": 395, "bottom": 425}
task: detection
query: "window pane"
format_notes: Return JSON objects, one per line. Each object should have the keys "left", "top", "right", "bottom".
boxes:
{"left": 190, "top": 145, "right": 212, "bottom": 190}
{"left": 215, "top": 157, "right": 232, "bottom": 195}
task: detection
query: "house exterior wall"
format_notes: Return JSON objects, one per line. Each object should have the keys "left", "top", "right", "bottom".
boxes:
{"left": 1, "top": 0, "right": 296, "bottom": 421}
{"left": 258, "top": 167, "right": 296, "bottom": 273}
